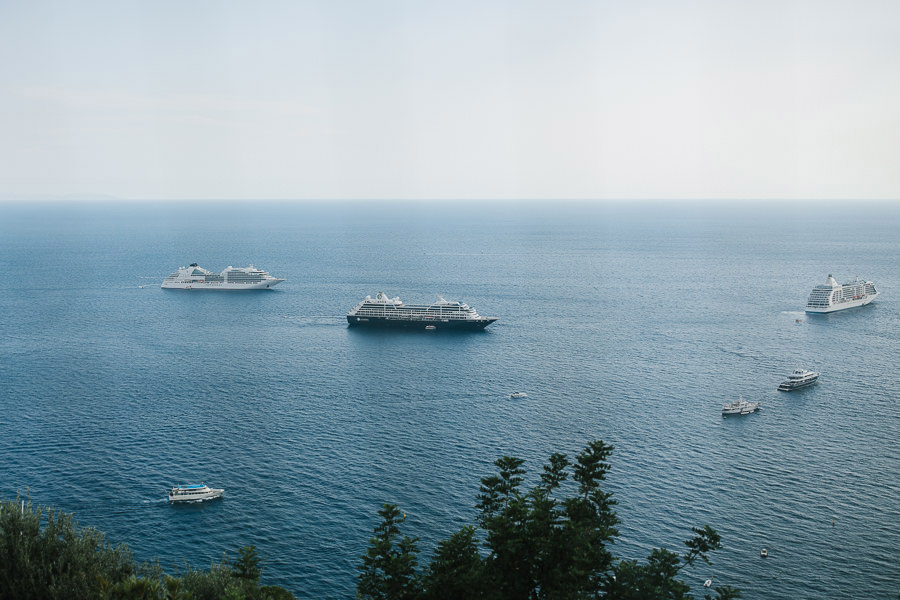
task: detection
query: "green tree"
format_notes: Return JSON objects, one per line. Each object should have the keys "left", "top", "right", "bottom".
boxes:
{"left": 603, "top": 526, "right": 742, "bottom": 600}
{"left": 0, "top": 496, "right": 295, "bottom": 600}
{"left": 358, "top": 503, "right": 422, "bottom": 600}
{"left": 476, "top": 455, "right": 530, "bottom": 599}
{"left": 422, "top": 526, "right": 485, "bottom": 600}
{"left": 359, "top": 440, "right": 740, "bottom": 600}
{"left": 0, "top": 496, "right": 136, "bottom": 600}
{"left": 232, "top": 545, "right": 263, "bottom": 581}
{"left": 472, "top": 441, "right": 620, "bottom": 599}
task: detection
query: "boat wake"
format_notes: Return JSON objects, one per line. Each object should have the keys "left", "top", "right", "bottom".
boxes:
{"left": 281, "top": 315, "right": 344, "bottom": 326}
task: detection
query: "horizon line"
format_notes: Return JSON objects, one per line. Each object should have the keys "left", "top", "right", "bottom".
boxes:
{"left": 1, "top": 196, "right": 899, "bottom": 204}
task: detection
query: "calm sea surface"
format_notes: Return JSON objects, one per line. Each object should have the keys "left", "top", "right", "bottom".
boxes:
{"left": 1, "top": 201, "right": 898, "bottom": 599}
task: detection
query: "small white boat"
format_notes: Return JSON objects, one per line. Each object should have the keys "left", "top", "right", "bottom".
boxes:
{"left": 168, "top": 483, "right": 224, "bottom": 503}
{"left": 425, "top": 325, "right": 437, "bottom": 330}
{"left": 509, "top": 391, "right": 528, "bottom": 399}
{"left": 722, "top": 396, "right": 760, "bottom": 416}
{"left": 760, "top": 548, "right": 768, "bottom": 558}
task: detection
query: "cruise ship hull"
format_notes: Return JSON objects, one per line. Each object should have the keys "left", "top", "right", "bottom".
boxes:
{"left": 805, "top": 294, "right": 877, "bottom": 313}
{"left": 162, "top": 281, "right": 283, "bottom": 290}
{"left": 346, "top": 315, "right": 495, "bottom": 330}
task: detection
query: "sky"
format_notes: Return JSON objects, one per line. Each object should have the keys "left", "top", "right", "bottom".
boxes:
{"left": 1, "top": 0, "right": 899, "bottom": 202}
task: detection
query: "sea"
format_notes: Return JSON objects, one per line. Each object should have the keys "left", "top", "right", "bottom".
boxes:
{"left": 0, "top": 201, "right": 897, "bottom": 599}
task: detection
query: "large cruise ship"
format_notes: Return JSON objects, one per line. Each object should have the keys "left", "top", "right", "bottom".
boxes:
{"left": 161, "top": 264, "right": 284, "bottom": 290}
{"left": 347, "top": 292, "right": 497, "bottom": 330}
{"left": 805, "top": 274, "right": 878, "bottom": 313}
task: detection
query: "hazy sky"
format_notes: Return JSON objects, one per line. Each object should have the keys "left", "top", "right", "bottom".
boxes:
{"left": 1, "top": 1, "right": 899, "bottom": 201}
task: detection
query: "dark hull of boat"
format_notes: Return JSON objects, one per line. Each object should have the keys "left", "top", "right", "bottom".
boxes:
{"left": 347, "top": 315, "right": 496, "bottom": 330}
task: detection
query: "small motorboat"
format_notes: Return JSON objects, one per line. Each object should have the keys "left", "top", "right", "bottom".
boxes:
{"left": 425, "top": 325, "right": 436, "bottom": 330}
{"left": 722, "top": 395, "right": 760, "bottom": 416}
{"left": 509, "top": 391, "right": 528, "bottom": 399}
{"left": 168, "top": 483, "right": 224, "bottom": 503}
{"left": 704, "top": 578, "right": 713, "bottom": 588}
{"left": 760, "top": 548, "right": 768, "bottom": 558}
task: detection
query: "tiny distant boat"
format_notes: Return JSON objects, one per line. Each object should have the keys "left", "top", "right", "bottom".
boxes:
{"left": 722, "top": 396, "right": 760, "bottom": 416}
{"left": 795, "top": 318, "right": 802, "bottom": 323}
{"left": 704, "top": 579, "right": 713, "bottom": 588}
{"left": 778, "top": 368, "right": 819, "bottom": 391}
{"left": 805, "top": 274, "right": 877, "bottom": 313}
{"left": 168, "top": 484, "right": 224, "bottom": 503}
{"left": 760, "top": 548, "right": 768, "bottom": 558}
{"left": 509, "top": 391, "right": 528, "bottom": 399}
{"left": 425, "top": 325, "right": 437, "bottom": 330}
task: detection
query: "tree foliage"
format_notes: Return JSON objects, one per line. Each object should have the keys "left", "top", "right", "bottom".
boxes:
{"left": 358, "top": 503, "right": 422, "bottom": 600}
{"left": 422, "top": 525, "right": 485, "bottom": 600}
{"left": 0, "top": 496, "right": 295, "bottom": 600}
{"left": 232, "top": 544, "right": 263, "bottom": 581}
{"left": 0, "top": 496, "right": 136, "bottom": 600}
{"left": 358, "top": 441, "right": 741, "bottom": 600}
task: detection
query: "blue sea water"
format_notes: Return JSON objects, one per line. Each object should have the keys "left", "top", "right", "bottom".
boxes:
{"left": 1, "top": 201, "right": 898, "bottom": 599}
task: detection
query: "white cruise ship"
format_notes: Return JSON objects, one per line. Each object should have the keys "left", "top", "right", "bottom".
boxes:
{"left": 161, "top": 264, "right": 284, "bottom": 290}
{"left": 805, "top": 274, "right": 877, "bottom": 313}
{"left": 347, "top": 292, "right": 497, "bottom": 330}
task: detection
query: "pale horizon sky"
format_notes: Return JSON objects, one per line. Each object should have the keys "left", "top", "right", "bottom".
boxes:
{"left": 2, "top": 1, "right": 899, "bottom": 202}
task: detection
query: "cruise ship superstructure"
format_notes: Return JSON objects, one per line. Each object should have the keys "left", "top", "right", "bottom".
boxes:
{"left": 162, "top": 264, "right": 284, "bottom": 290}
{"left": 805, "top": 275, "right": 877, "bottom": 313}
{"left": 347, "top": 292, "right": 497, "bottom": 330}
